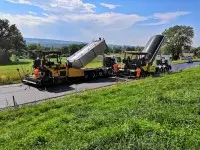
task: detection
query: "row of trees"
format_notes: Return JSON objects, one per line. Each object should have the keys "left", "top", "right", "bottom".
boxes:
{"left": 26, "top": 43, "right": 144, "bottom": 56}
{"left": 26, "top": 43, "right": 87, "bottom": 56}
{"left": 0, "top": 18, "right": 199, "bottom": 65}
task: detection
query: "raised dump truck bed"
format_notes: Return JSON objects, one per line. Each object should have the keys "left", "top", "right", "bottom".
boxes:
{"left": 142, "top": 35, "right": 165, "bottom": 64}
{"left": 67, "top": 38, "right": 107, "bottom": 69}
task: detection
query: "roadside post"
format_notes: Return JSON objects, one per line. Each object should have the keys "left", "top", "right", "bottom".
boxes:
{"left": 12, "top": 96, "right": 18, "bottom": 107}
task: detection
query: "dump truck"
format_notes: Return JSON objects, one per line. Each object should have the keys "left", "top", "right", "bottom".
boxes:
{"left": 103, "top": 35, "right": 165, "bottom": 77}
{"left": 23, "top": 38, "right": 113, "bottom": 86}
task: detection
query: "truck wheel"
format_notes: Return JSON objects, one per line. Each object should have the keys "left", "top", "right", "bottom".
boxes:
{"left": 169, "top": 65, "right": 172, "bottom": 70}
{"left": 107, "top": 69, "right": 113, "bottom": 77}
{"left": 98, "top": 70, "right": 104, "bottom": 77}
{"left": 36, "top": 80, "right": 42, "bottom": 88}
{"left": 84, "top": 72, "right": 89, "bottom": 80}
{"left": 90, "top": 71, "right": 96, "bottom": 78}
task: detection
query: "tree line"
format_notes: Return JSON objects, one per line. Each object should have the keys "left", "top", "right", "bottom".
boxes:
{"left": 0, "top": 18, "right": 200, "bottom": 65}
{"left": 26, "top": 43, "right": 144, "bottom": 56}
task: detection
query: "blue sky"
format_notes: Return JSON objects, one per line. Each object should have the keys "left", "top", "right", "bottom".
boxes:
{"left": 0, "top": 0, "right": 199, "bottom": 46}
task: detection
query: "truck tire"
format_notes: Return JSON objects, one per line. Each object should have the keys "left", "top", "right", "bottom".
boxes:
{"left": 89, "top": 71, "right": 96, "bottom": 78}
{"left": 84, "top": 72, "right": 89, "bottom": 80}
{"left": 98, "top": 70, "right": 104, "bottom": 77}
{"left": 107, "top": 69, "right": 113, "bottom": 77}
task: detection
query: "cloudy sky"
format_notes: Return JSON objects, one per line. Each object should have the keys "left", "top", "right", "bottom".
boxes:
{"left": 0, "top": 0, "right": 199, "bottom": 46}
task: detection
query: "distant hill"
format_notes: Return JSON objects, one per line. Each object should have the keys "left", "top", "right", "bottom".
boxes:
{"left": 25, "top": 38, "right": 86, "bottom": 47}
{"left": 24, "top": 38, "right": 134, "bottom": 48}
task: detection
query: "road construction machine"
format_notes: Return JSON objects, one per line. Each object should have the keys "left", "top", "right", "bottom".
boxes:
{"left": 155, "top": 55, "right": 172, "bottom": 73}
{"left": 23, "top": 38, "right": 112, "bottom": 86}
{"left": 23, "top": 35, "right": 166, "bottom": 86}
{"left": 103, "top": 35, "right": 166, "bottom": 77}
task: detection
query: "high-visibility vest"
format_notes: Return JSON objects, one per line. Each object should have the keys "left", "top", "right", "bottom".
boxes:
{"left": 136, "top": 68, "right": 141, "bottom": 77}
{"left": 34, "top": 68, "right": 39, "bottom": 79}
{"left": 113, "top": 64, "right": 118, "bottom": 73}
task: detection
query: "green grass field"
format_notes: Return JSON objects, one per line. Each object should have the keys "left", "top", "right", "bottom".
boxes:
{"left": 1, "top": 67, "right": 200, "bottom": 149}
{"left": 0, "top": 59, "right": 33, "bottom": 85}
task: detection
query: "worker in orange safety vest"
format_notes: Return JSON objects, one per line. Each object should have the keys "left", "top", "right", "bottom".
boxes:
{"left": 34, "top": 68, "right": 39, "bottom": 79}
{"left": 136, "top": 66, "right": 142, "bottom": 80}
{"left": 113, "top": 63, "right": 119, "bottom": 75}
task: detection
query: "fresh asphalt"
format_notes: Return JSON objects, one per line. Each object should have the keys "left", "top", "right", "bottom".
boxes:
{"left": 0, "top": 62, "right": 200, "bottom": 109}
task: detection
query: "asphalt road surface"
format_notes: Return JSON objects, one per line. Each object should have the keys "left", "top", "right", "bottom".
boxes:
{"left": 171, "top": 62, "right": 200, "bottom": 71}
{"left": 0, "top": 62, "right": 200, "bottom": 109}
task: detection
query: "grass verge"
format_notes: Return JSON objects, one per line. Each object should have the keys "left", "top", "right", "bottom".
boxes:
{"left": 1, "top": 67, "right": 200, "bottom": 149}
{"left": 0, "top": 59, "right": 33, "bottom": 85}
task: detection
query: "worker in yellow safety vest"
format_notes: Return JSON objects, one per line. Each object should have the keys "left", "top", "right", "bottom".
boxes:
{"left": 136, "top": 66, "right": 142, "bottom": 80}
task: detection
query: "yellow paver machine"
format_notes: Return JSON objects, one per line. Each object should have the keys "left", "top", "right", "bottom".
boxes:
{"left": 23, "top": 38, "right": 112, "bottom": 86}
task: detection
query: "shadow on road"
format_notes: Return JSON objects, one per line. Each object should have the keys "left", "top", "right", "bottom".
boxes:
{"left": 38, "top": 85, "right": 75, "bottom": 93}
{"left": 86, "top": 77, "right": 117, "bottom": 83}
{"left": 36, "top": 77, "right": 117, "bottom": 94}
{"left": 48, "top": 85, "right": 75, "bottom": 93}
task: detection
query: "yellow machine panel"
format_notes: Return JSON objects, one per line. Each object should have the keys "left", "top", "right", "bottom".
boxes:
{"left": 68, "top": 68, "right": 84, "bottom": 77}
{"left": 142, "top": 64, "right": 156, "bottom": 73}
{"left": 60, "top": 64, "right": 66, "bottom": 68}
{"left": 142, "top": 64, "right": 148, "bottom": 72}
{"left": 52, "top": 70, "right": 60, "bottom": 77}
{"left": 148, "top": 66, "right": 156, "bottom": 73}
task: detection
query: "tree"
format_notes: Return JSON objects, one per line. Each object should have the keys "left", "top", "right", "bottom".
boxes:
{"left": 27, "top": 44, "right": 39, "bottom": 51}
{"left": 126, "top": 46, "right": 136, "bottom": 51}
{"left": 68, "top": 44, "right": 79, "bottom": 55}
{"left": 9, "top": 24, "right": 26, "bottom": 56}
{"left": 61, "top": 46, "right": 69, "bottom": 55}
{"left": 0, "top": 19, "right": 25, "bottom": 64}
{"left": 135, "top": 46, "right": 144, "bottom": 51}
{"left": 68, "top": 44, "right": 86, "bottom": 55}
{"left": 192, "top": 47, "right": 200, "bottom": 57}
{"left": 104, "top": 47, "right": 111, "bottom": 54}
{"left": 113, "top": 46, "right": 122, "bottom": 53}
{"left": 162, "top": 25, "right": 194, "bottom": 60}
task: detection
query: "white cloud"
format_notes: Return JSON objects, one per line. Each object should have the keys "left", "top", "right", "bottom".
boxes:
{"left": 6, "top": 0, "right": 31, "bottom": 5}
{"left": 61, "top": 12, "right": 147, "bottom": 30}
{"left": 146, "top": 11, "right": 190, "bottom": 25}
{"left": 0, "top": 11, "right": 147, "bottom": 31}
{"left": 100, "top": 3, "right": 120, "bottom": 9}
{"left": 6, "top": 0, "right": 96, "bottom": 13}
{"left": 42, "top": 13, "right": 49, "bottom": 17}
{"left": 28, "top": 11, "right": 37, "bottom": 15}
{"left": 49, "top": 0, "right": 96, "bottom": 13}
{"left": 0, "top": 13, "right": 57, "bottom": 27}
